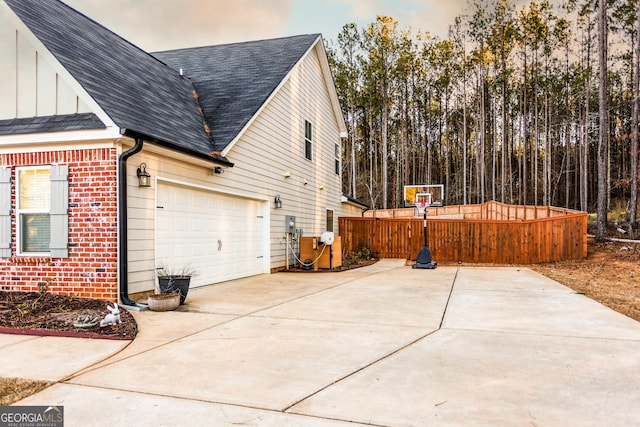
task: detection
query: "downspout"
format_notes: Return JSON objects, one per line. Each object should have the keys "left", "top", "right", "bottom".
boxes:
{"left": 118, "top": 137, "right": 144, "bottom": 306}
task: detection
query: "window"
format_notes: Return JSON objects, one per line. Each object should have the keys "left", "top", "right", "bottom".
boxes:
{"left": 2, "top": 165, "right": 69, "bottom": 258}
{"left": 304, "top": 119, "right": 313, "bottom": 160}
{"left": 17, "top": 167, "right": 51, "bottom": 254}
{"left": 326, "top": 209, "right": 334, "bottom": 232}
{"left": 334, "top": 143, "right": 340, "bottom": 175}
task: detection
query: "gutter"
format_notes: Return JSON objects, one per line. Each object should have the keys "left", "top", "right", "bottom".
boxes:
{"left": 117, "top": 137, "right": 143, "bottom": 307}
{"left": 117, "top": 131, "right": 234, "bottom": 307}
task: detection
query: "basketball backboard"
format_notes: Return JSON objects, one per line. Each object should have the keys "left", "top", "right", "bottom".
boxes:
{"left": 404, "top": 184, "right": 444, "bottom": 207}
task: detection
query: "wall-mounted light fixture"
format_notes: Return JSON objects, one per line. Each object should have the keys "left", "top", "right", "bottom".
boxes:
{"left": 214, "top": 166, "right": 224, "bottom": 175}
{"left": 136, "top": 163, "right": 151, "bottom": 187}
{"left": 274, "top": 194, "right": 282, "bottom": 209}
{"left": 283, "top": 171, "right": 291, "bottom": 178}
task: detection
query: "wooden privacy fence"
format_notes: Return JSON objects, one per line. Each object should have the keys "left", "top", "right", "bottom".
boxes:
{"left": 339, "top": 201, "right": 587, "bottom": 264}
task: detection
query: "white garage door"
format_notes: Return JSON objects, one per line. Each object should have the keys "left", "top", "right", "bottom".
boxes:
{"left": 156, "top": 182, "right": 266, "bottom": 287}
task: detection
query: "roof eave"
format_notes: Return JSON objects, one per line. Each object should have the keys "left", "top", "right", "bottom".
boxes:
{"left": 313, "top": 36, "right": 348, "bottom": 136}
{"left": 122, "top": 129, "right": 234, "bottom": 167}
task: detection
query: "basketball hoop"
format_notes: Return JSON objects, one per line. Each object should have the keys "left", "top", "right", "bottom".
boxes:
{"left": 412, "top": 192, "right": 437, "bottom": 269}
{"left": 415, "top": 201, "right": 428, "bottom": 215}
{"left": 414, "top": 192, "right": 432, "bottom": 215}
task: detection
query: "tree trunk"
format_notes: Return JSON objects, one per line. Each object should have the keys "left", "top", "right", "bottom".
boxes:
{"left": 463, "top": 57, "right": 468, "bottom": 205}
{"left": 382, "top": 101, "right": 389, "bottom": 209}
{"left": 596, "top": 0, "right": 609, "bottom": 240}
{"left": 502, "top": 63, "right": 508, "bottom": 203}
{"left": 581, "top": 18, "right": 592, "bottom": 212}
{"left": 630, "top": 4, "right": 640, "bottom": 235}
{"left": 350, "top": 105, "right": 357, "bottom": 198}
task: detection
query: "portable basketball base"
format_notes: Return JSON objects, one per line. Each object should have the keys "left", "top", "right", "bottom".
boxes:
{"left": 412, "top": 195, "right": 437, "bottom": 269}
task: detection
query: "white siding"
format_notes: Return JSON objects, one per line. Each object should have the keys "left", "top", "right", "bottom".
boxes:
{"left": 211, "top": 44, "right": 344, "bottom": 271}
{"left": 126, "top": 43, "right": 347, "bottom": 293}
{"left": 341, "top": 202, "right": 365, "bottom": 218}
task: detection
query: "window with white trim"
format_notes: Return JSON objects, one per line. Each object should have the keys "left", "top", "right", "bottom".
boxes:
{"left": 17, "top": 166, "right": 51, "bottom": 254}
{"left": 304, "top": 119, "right": 313, "bottom": 161}
{"left": 2, "top": 165, "right": 69, "bottom": 257}
{"left": 334, "top": 143, "right": 340, "bottom": 175}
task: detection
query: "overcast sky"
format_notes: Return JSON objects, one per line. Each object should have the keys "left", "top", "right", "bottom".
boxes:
{"left": 62, "top": 0, "right": 468, "bottom": 51}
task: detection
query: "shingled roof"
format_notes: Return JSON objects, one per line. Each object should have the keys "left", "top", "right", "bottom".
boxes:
{"left": 4, "top": 0, "right": 329, "bottom": 164}
{"left": 4, "top": 0, "right": 217, "bottom": 160}
{"left": 0, "top": 113, "right": 104, "bottom": 136}
{"left": 153, "top": 34, "right": 321, "bottom": 153}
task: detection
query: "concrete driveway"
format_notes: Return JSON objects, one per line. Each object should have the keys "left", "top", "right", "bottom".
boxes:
{"left": 3, "top": 260, "right": 640, "bottom": 426}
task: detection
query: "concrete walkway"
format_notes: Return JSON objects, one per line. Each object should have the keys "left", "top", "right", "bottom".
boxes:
{"left": 2, "top": 260, "right": 640, "bottom": 426}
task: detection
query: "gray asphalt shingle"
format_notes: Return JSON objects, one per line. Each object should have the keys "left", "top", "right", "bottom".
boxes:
{"left": 5, "top": 0, "right": 212, "bottom": 156}
{"left": 153, "top": 34, "right": 320, "bottom": 152}
{"left": 0, "top": 113, "right": 104, "bottom": 135}
{"left": 4, "top": 0, "right": 319, "bottom": 162}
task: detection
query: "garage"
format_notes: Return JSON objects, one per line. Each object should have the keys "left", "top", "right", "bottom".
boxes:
{"left": 155, "top": 182, "right": 267, "bottom": 287}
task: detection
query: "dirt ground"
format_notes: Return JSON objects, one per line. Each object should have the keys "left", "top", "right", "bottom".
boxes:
{"left": 531, "top": 238, "right": 640, "bottom": 322}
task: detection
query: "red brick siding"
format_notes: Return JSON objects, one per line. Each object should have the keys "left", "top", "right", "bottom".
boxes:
{"left": 0, "top": 148, "right": 118, "bottom": 300}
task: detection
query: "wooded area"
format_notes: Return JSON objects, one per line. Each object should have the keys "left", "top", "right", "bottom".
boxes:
{"left": 326, "top": 0, "right": 640, "bottom": 238}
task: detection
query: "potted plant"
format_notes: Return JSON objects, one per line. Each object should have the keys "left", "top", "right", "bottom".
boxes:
{"left": 147, "top": 291, "right": 181, "bottom": 312}
{"left": 155, "top": 265, "right": 198, "bottom": 305}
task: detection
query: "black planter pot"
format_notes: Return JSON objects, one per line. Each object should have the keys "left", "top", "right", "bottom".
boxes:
{"left": 158, "top": 276, "right": 191, "bottom": 304}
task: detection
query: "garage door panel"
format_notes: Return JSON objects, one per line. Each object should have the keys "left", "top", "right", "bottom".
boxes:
{"left": 156, "top": 183, "right": 265, "bottom": 288}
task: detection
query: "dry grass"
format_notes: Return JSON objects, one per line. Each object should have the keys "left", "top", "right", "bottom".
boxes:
{"left": 531, "top": 240, "right": 640, "bottom": 322}
{"left": 0, "top": 377, "right": 52, "bottom": 405}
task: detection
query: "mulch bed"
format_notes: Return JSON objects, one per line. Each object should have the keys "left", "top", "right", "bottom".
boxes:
{"left": 0, "top": 291, "right": 137, "bottom": 340}
{"left": 283, "top": 258, "right": 378, "bottom": 272}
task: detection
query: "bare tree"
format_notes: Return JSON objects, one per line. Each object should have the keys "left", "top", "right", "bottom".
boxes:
{"left": 631, "top": 1, "right": 639, "bottom": 234}
{"left": 596, "top": 0, "right": 609, "bottom": 240}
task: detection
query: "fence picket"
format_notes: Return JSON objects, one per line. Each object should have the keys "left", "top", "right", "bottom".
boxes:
{"left": 340, "top": 201, "right": 587, "bottom": 264}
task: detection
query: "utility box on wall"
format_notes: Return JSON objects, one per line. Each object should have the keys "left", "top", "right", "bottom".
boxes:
{"left": 285, "top": 215, "right": 296, "bottom": 234}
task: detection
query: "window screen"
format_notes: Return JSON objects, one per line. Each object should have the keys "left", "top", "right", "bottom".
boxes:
{"left": 18, "top": 167, "right": 50, "bottom": 253}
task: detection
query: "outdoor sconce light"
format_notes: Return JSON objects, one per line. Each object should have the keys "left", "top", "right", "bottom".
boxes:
{"left": 274, "top": 194, "right": 282, "bottom": 209}
{"left": 136, "top": 163, "right": 151, "bottom": 187}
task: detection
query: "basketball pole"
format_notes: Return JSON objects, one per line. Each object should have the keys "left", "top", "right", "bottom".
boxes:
{"left": 413, "top": 196, "right": 437, "bottom": 269}
{"left": 423, "top": 209, "right": 427, "bottom": 247}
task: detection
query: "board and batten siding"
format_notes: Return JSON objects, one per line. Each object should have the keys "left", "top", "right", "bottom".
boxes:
{"left": 124, "top": 42, "right": 347, "bottom": 293}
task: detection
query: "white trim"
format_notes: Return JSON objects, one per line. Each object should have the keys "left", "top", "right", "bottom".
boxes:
{"left": 341, "top": 195, "right": 368, "bottom": 209}
{"left": 154, "top": 177, "right": 271, "bottom": 275}
{"left": 0, "top": 2, "right": 116, "bottom": 128}
{"left": 0, "top": 128, "right": 122, "bottom": 147}
{"left": 304, "top": 118, "right": 314, "bottom": 161}
{"left": 221, "top": 35, "right": 347, "bottom": 156}
{"left": 312, "top": 40, "right": 348, "bottom": 136}
{"left": 156, "top": 176, "right": 268, "bottom": 202}
{"left": 128, "top": 141, "right": 229, "bottom": 171}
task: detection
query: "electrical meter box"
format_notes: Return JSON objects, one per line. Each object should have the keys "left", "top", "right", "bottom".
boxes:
{"left": 285, "top": 215, "right": 296, "bottom": 234}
